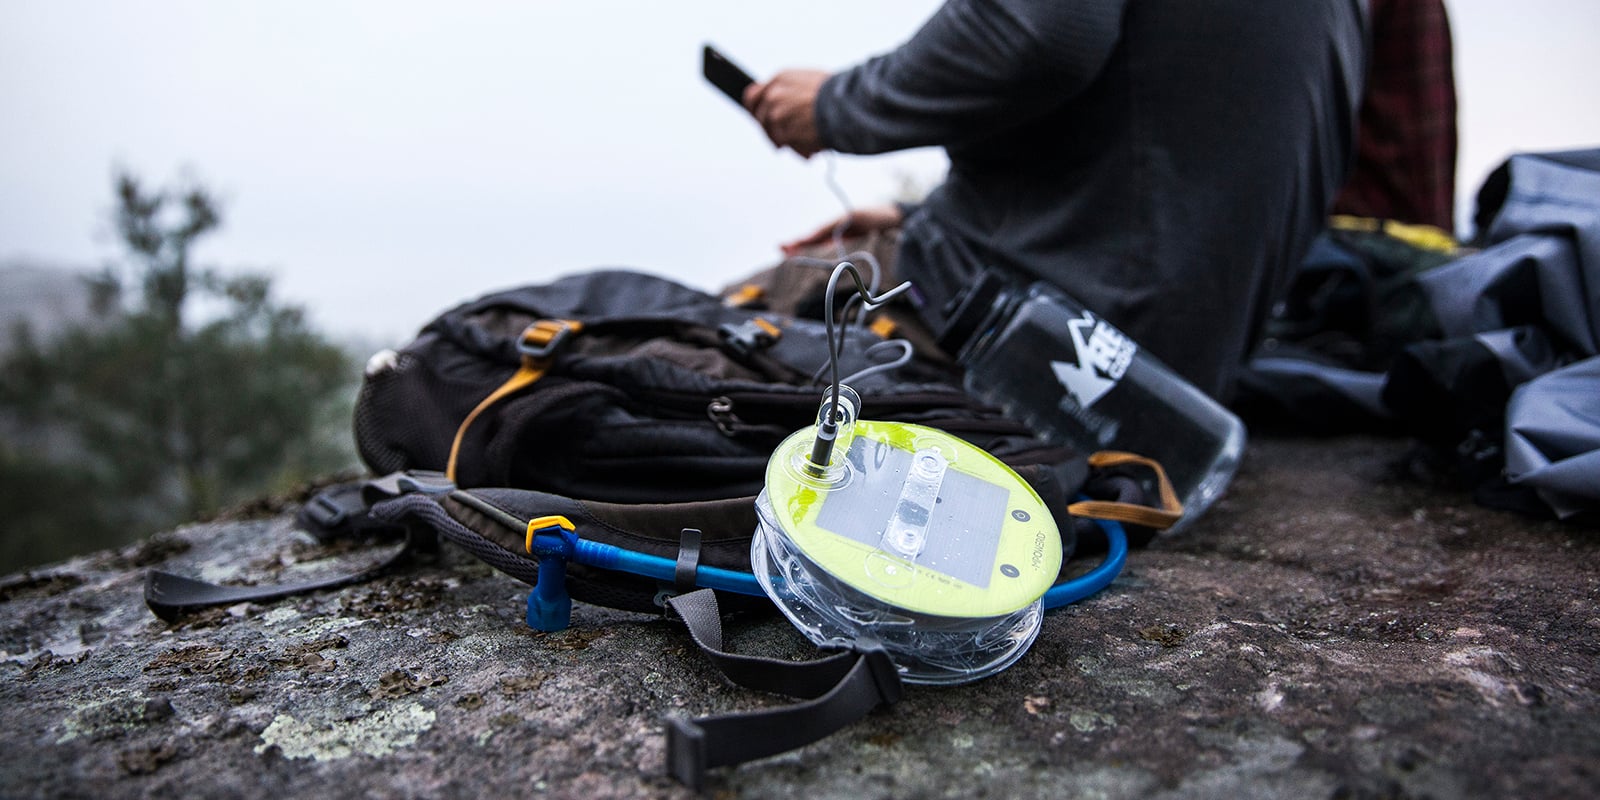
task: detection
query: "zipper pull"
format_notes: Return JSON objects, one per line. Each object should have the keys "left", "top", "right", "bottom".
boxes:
{"left": 707, "top": 396, "right": 743, "bottom": 437}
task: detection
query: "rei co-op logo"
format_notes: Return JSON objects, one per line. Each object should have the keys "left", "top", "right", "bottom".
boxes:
{"left": 1050, "top": 311, "right": 1137, "bottom": 408}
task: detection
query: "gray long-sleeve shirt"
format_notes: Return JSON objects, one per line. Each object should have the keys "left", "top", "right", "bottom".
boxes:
{"left": 815, "top": 0, "right": 1367, "bottom": 399}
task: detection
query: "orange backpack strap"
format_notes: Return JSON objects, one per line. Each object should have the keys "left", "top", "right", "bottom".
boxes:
{"left": 447, "top": 320, "right": 582, "bottom": 482}
{"left": 1066, "top": 451, "right": 1185, "bottom": 531}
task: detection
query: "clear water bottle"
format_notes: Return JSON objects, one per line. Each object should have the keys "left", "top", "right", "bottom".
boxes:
{"left": 937, "top": 270, "right": 1246, "bottom": 532}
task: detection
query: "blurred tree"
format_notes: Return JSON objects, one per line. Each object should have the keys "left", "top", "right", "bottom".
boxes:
{"left": 0, "top": 172, "right": 358, "bottom": 571}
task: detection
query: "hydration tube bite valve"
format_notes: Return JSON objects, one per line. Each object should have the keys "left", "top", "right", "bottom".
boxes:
{"left": 522, "top": 516, "right": 769, "bottom": 633}
{"left": 525, "top": 516, "right": 580, "bottom": 632}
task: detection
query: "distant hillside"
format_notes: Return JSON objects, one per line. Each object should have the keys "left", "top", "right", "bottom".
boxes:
{"left": 0, "top": 260, "right": 113, "bottom": 349}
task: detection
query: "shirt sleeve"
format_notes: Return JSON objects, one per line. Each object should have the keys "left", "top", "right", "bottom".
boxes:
{"left": 815, "top": 0, "right": 1127, "bottom": 155}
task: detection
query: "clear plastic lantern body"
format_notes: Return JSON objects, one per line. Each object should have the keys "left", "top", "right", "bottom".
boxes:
{"left": 752, "top": 411, "right": 1062, "bottom": 685}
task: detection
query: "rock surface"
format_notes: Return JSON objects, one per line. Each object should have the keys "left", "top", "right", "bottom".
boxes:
{"left": 2, "top": 434, "right": 1597, "bottom": 798}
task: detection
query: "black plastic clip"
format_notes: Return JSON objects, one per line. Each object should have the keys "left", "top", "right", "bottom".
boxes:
{"left": 666, "top": 717, "right": 710, "bottom": 792}
{"left": 517, "top": 319, "right": 580, "bottom": 359}
{"left": 718, "top": 317, "right": 781, "bottom": 357}
{"left": 674, "top": 528, "right": 703, "bottom": 594}
{"left": 302, "top": 488, "right": 362, "bottom": 532}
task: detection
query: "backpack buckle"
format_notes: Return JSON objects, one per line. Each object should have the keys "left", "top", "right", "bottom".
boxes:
{"left": 518, "top": 319, "right": 581, "bottom": 359}
{"left": 718, "top": 317, "right": 781, "bottom": 357}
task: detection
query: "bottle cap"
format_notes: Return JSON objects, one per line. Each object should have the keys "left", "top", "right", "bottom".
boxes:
{"left": 935, "top": 267, "right": 1009, "bottom": 356}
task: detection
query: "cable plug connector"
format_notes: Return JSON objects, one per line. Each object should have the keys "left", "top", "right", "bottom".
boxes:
{"left": 806, "top": 416, "right": 840, "bottom": 476}
{"left": 802, "top": 384, "right": 860, "bottom": 479}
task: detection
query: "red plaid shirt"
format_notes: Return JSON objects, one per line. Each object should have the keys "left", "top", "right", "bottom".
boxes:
{"left": 1331, "top": 0, "right": 1459, "bottom": 233}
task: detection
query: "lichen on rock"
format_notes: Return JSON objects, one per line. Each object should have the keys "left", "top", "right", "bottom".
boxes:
{"left": 255, "top": 702, "right": 436, "bottom": 761}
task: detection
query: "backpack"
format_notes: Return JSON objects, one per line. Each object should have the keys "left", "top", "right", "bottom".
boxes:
{"left": 144, "top": 266, "right": 1174, "bottom": 786}
{"left": 346, "top": 268, "right": 1117, "bottom": 609}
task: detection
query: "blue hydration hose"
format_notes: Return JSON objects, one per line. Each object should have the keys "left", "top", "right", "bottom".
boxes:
{"left": 525, "top": 516, "right": 1127, "bottom": 631}
{"left": 1043, "top": 517, "right": 1127, "bottom": 610}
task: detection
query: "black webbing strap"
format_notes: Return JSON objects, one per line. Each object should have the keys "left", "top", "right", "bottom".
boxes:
{"left": 663, "top": 589, "right": 903, "bottom": 790}
{"left": 143, "top": 532, "right": 415, "bottom": 622}
{"left": 143, "top": 472, "right": 455, "bottom": 622}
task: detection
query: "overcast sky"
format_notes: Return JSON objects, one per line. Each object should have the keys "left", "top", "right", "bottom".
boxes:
{"left": 3, "top": 0, "right": 1596, "bottom": 343}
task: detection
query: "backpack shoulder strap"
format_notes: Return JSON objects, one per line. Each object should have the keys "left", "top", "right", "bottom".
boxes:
{"left": 446, "top": 319, "right": 581, "bottom": 482}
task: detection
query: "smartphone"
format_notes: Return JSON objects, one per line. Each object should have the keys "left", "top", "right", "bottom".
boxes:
{"left": 702, "top": 44, "right": 756, "bottom": 107}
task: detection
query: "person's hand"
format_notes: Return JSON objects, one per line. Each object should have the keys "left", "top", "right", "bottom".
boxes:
{"left": 743, "top": 69, "right": 830, "bottom": 158}
{"left": 780, "top": 204, "right": 905, "bottom": 256}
